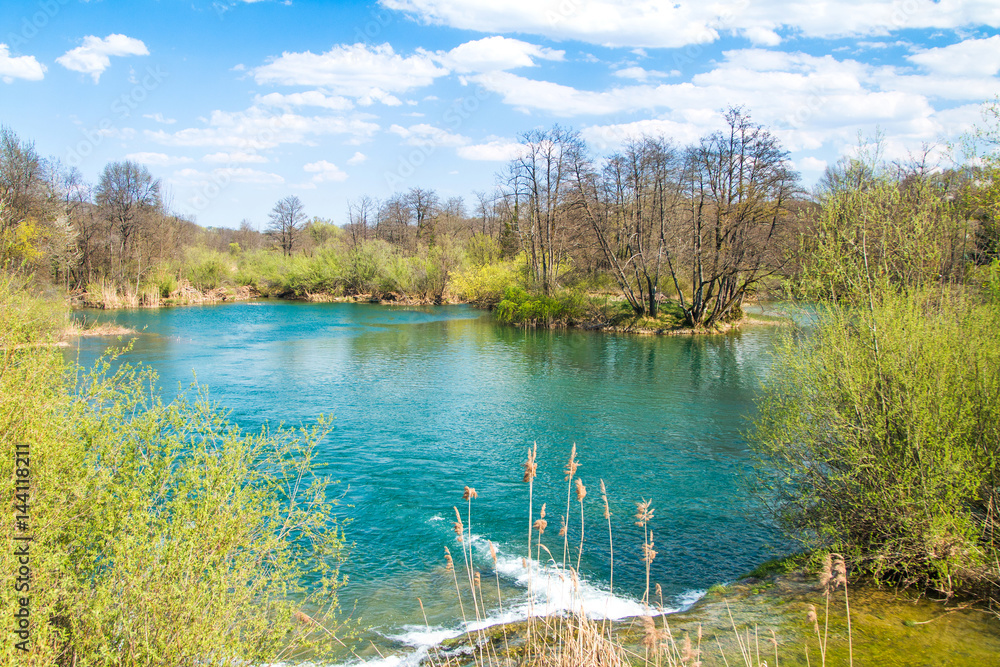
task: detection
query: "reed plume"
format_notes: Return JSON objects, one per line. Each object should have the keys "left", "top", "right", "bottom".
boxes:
{"left": 576, "top": 478, "right": 587, "bottom": 571}
{"left": 562, "top": 444, "right": 580, "bottom": 568}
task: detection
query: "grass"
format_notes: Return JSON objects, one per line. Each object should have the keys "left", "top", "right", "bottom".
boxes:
{"left": 413, "top": 444, "right": 869, "bottom": 667}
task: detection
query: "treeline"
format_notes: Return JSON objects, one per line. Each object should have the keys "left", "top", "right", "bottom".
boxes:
{"left": 2, "top": 106, "right": 998, "bottom": 326}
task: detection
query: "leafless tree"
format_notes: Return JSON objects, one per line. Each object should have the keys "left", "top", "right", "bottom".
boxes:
{"left": 572, "top": 136, "right": 683, "bottom": 316}
{"left": 95, "top": 160, "right": 162, "bottom": 282}
{"left": 405, "top": 187, "right": 440, "bottom": 244}
{"left": 506, "top": 126, "right": 581, "bottom": 293}
{"left": 669, "top": 107, "right": 798, "bottom": 326}
{"left": 267, "top": 195, "right": 306, "bottom": 256}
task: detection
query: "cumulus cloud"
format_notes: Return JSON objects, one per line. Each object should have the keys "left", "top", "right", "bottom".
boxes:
{"left": 456, "top": 139, "right": 526, "bottom": 161}
{"left": 147, "top": 107, "right": 379, "bottom": 150}
{"left": 203, "top": 151, "right": 269, "bottom": 164}
{"left": 613, "top": 66, "right": 671, "bottom": 82}
{"left": 347, "top": 151, "right": 368, "bottom": 165}
{"left": 0, "top": 44, "right": 46, "bottom": 83}
{"left": 389, "top": 123, "right": 469, "bottom": 146}
{"left": 172, "top": 167, "right": 284, "bottom": 186}
{"left": 437, "top": 36, "right": 564, "bottom": 73}
{"left": 123, "top": 152, "right": 193, "bottom": 166}
{"left": 381, "top": 0, "right": 1000, "bottom": 48}
{"left": 906, "top": 35, "right": 1000, "bottom": 77}
{"left": 143, "top": 113, "right": 176, "bottom": 125}
{"left": 251, "top": 43, "right": 447, "bottom": 100}
{"left": 56, "top": 34, "right": 149, "bottom": 82}
{"left": 303, "top": 159, "right": 348, "bottom": 182}
{"left": 255, "top": 90, "right": 355, "bottom": 111}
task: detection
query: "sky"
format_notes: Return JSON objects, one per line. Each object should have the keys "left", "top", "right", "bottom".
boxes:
{"left": 0, "top": 0, "right": 998, "bottom": 229}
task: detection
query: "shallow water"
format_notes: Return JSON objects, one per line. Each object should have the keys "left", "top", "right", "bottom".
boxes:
{"left": 67, "top": 300, "right": 793, "bottom": 664}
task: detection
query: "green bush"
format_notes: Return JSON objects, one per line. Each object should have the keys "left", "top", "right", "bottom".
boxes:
{"left": 182, "top": 247, "right": 234, "bottom": 291}
{"left": 0, "top": 277, "right": 348, "bottom": 665}
{"left": 750, "top": 288, "right": 1000, "bottom": 593}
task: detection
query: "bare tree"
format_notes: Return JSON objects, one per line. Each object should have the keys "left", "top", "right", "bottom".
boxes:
{"left": 669, "top": 107, "right": 798, "bottom": 326}
{"left": 95, "top": 160, "right": 162, "bottom": 282}
{"left": 507, "top": 126, "right": 581, "bottom": 293}
{"left": 572, "top": 136, "right": 683, "bottom": 316}
{"left": 405, "top": 187, "right": 440, "bottom": 245}
{"left": 346, "top": 195, "right": 378, "bottom": 246}
{"left": 267, "top": 195, "right": 306, "bottom": 256}
{"left": 0, "top": 126, "right": 47, "bottom": 232}
{"left": 376, "top": 194, "right": 412, "bottom": 248}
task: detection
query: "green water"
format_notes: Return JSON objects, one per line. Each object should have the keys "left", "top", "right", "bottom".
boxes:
{"left": 67, "top": 301, "right": 792, "bottom": 665}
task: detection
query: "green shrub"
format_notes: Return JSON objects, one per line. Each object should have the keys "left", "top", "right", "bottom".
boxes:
{"left": 0, "top": 276, "right": 348, "bottom": 665}
{"left": 750, "top": 288, "right": 1000, "bottom": 593}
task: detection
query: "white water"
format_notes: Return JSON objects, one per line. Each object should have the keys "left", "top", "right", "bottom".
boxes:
{"left": 333, "top": 528, "right": 705, "bottom": 667}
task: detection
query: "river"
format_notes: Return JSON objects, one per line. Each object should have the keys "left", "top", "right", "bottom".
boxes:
{"left": 67, "top": 300, "right": 793, "bottom": 665}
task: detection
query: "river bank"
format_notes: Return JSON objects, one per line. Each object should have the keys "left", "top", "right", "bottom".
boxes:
{"left": 69, "top": 281, "right": 792, "bottom": 336}
{"left": 427, "top": 566, "right": 1000, "bottom": 667}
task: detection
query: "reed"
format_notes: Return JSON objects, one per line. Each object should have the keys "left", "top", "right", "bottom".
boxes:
{"left": 421, "top": 445, "right": 855, "bottom": 667}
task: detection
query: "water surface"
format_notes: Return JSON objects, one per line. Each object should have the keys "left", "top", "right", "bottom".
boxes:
{"left": 67, "top": 301, "right": 791, "bottom": 664}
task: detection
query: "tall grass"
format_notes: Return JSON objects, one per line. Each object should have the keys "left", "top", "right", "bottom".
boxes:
{"left": 422, "top": 444, "right": 856, "bottom": 667}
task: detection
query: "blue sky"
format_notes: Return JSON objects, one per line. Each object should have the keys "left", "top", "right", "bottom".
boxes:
{"left": 1, "top": 0, "right": 998, "bottom": 229}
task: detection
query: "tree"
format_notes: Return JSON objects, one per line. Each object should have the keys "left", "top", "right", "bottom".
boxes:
{"left": 572, "top": 136, "right": 683, "bottom": 317}
{"left": 405, "top": 187, "right": 440, "bottom": 245}
{"left": 669, "top": 108, "right": 797, "bottom": 327}
{"left": 267, "top": 195, "right": 306, "bottom": 256}
{"left": 95, "top": 160, "right": 162, "bottom": 282}
{"left": 0, "top": 125, "right": 46, "bottom": 231}
{"left": 507, "top": 126, "right": 581, "bottom": 294}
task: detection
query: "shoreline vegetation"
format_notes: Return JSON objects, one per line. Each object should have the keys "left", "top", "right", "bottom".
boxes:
{"left": 67, "top": 277, "right": 793, "bottom": 336}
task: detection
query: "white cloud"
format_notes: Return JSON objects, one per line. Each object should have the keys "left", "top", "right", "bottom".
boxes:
{"left": 456, "top": 139, "right": 526, "bottom": 161}
{"left": 581, "top": 119, "right": 706, "bottom": 152}
{"left": 203, "top": 151, "right": 269, "bottom": 164}
{"left": 437, "top": 36, "right": 564, "bottom": 73}
{"left": 907, "top": 35, "right": 1000, "bottom": 77}
{"left": 797, "top": 156, "right": 829, "bottom": 173}
{"left": 347, "top": 151, "right": 367, "bottom": 165}
{"left": 0, "top": 44, "right": 46, "bottom": 83}
{"left": 123, "top": 152, "right": 193, "bottom": 166}
{"left": 255, "top": 90, "right": 355, "bottom": 111}
{"left": 56, "top": 34, "right": 148, "bottom": 83}
{"left": 613, "top": 66, "right": 669, "bottom": 82}
{"left": 389, "top": 123, "right": 469, "bottom": 146}
{"left": 251, "top": 43, "right": 447, "bottom": 100}
{"left": 381, "top": 0, "right": 1000, "bottom": 48}
{"left": 143, "top": 113, "right": 176, "bottom": 125}
{"left": 148, "top": 107, "right": 379, "bottom": 150}
{"left": 303, "top": 160, "right": 348, "bottom": 182}
{"left": 172, "top": 167, "right": 284, "bottom": 186}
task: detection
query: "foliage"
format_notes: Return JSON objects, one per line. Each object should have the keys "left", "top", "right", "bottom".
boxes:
{"left": 183, "top": 246, "right": 234, "bottom": 291}
{"left": 0, "top": 275, "right": 348, "bottom": 666}
{"left": 450, "top": 257, "right": 522, "bottom": 307}
{"left": 750, "top": 288, "right": 1000, "bottom": 593}
{"left": 799, "top": 144, "right": 974, "bottom": 301}
{"left": 494, "top": 285, "right": 586, "bottom": 326}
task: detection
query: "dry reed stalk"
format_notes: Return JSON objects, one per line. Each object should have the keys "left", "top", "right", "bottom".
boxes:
{"left": 635, "top": 498, "right": 655, "bottom": 605}
{"left": 576, "top": 478, "right": 587, "bottom": 572}
{"left": 831, "top": 553, "right": 852, "bottom": 667}
{"left": 523, "top": 442, "right": 538, "bottom": 656}
{"left": 562, "top": 444, "right": 580, "bottom": 569}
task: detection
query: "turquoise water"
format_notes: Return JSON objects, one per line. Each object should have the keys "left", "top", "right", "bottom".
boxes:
{"left": 66, "top": 301, "right": 791, "bottom": 665}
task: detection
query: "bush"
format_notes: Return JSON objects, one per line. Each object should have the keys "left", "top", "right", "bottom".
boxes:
{"left": 451, "top": 260, "right": 521, "bottom": 307}
{"left": 182, "top": 247, "right": 234, "bottom": 291}
{"left": 0, "top": 276, "right": 347, "bottom": 665}
{"left": 494, "top": 285, "right": 586, "bottom": 326}
{"left": 750, "top": 288, "right": 1000, "bottom": 593}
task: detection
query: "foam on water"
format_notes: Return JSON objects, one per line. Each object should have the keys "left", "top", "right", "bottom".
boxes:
{"left": 328, "top": 531, "right": 706, "bottom": 666}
